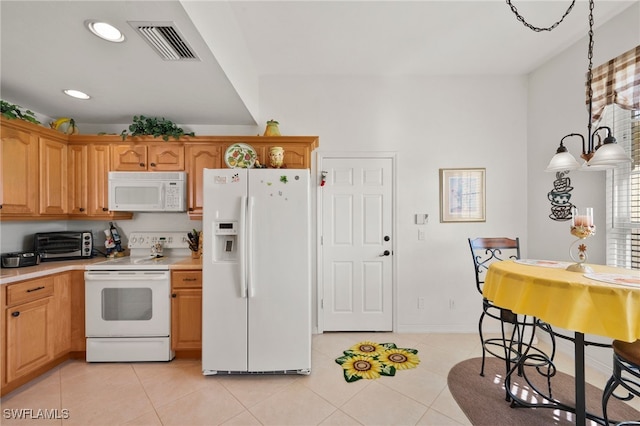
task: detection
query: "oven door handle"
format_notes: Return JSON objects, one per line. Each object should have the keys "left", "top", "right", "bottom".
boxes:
{"left": 84, "top": 272, "right": 169, "bottom": 281}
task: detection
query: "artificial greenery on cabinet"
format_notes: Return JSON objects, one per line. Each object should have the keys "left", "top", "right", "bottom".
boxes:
{"left": 1, "top": 100, "right": 40, "bottom": 124}
{"left": 121, "top": 115, "right": 195, "bottom": 141}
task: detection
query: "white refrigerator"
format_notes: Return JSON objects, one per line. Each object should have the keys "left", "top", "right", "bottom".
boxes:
{"left": 202, "top": 168, "right": 311, "bottom": 375}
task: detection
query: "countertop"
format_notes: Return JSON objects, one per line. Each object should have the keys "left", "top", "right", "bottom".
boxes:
{"left": 0, "top": 256, "right": 202, "bottom": 285}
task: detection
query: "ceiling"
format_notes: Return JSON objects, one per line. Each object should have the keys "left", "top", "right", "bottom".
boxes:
{"left": 1, "top": 1, "right": 636, "bottom": 127}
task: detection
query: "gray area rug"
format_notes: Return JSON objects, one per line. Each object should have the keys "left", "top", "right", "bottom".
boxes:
{"left": 448, "top": 357, "right": 640, "bottom": 425}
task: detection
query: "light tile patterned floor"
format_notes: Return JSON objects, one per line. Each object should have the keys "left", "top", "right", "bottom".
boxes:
{"left": 0, "top": 332, "right": 635, "bottom": 425}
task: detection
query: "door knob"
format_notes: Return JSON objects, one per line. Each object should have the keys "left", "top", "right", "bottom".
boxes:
{"left": 379, "top": 250, "right": 391, "bottom": 257}
{"left": 384, "top": 236, "right": 390, "bottom": 241}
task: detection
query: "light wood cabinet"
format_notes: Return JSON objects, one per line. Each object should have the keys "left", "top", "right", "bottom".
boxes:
{"left": 68, "top": 144, "right": 88, "bottom": 216}
{"left": 171, "top": 270, "right": 202, "bottom": 353}
{"left": 67, "top": 142, "right": 132, "bottom": 220}
{"left": 87, "top": 143, "right": 111, "bottom": 216}
{"left": 6, "top": 298, "right": 52, "bottom": 383}
{"left": 1, "top": 121, "right": 318, "bottom": 222}
{"left": 148, "top": 143, "right": 185, "bottom": 170}
{"left": 51, "top": 273, "right": 72, "bottom": 358}
{"left": 1, "top": 271, "right": 83, "bottom": 395}
{"left": 185, "top": 144, "right": 222, "bottom": 218}
{"left": 249, "top": 141, "right": 312, "bottom": 169}
{"left": 39, "top": 136, "right": 68, "bottom": 215}
{"left": 0, "top": 120, "right": 39, "bottom": 216}
{"left": 5, "top": 276, "right": 55, "bottom": 383}
{"left": 69, "top": 270, "right": 85, "bottom": 352}
{"left": 112, "top": 142, "right": 184, "bottom": 171}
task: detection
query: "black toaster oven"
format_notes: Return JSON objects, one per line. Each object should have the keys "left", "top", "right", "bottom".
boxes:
{"left": 34, "top": 231, "right": 93, "bottom": 261}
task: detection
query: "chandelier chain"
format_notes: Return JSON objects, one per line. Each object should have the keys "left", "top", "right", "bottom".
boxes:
{"left": 586, "top": 0, "right": 595, "bottom": 140}
{"left": 506, "top": 0, "right": 576, "bottom": 32}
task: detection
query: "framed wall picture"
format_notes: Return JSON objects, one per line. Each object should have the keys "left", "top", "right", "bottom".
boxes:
{"left": 439, "top": 168, "right": 486, "bottom": 222}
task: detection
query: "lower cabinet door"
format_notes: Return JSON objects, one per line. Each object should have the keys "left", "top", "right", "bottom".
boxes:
{"left": 171, "top": 289, "right": 202, "bottom": 350}
{"left": 6, "top": 297, "right": 53, "bottom": 382}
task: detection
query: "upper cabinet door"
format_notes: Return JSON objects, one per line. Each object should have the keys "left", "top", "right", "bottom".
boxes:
{"left": 111, "top": 144, "right": 148, "bottom": 171}
{"left": 88, "top": 143, "right": 111, "bottom": 216}
{"left": 0, "top": 124, "right": 39, "bottom": 216}
{"left": 68, "top": 144, "right": 88, "bottom": 216}
{"left": 185, "top": 144, "right": 221, "bottom": 218}
{"left": 112, "top": 143, "right": 184, "bottom": 171}
{"left": 39, "top": 136, "right": 68, "bottom": 215}
{"left": 147, "top": 143, "right": 184, "bottom": 171}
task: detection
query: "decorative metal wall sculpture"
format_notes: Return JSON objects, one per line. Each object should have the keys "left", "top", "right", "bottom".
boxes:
{"left": 548, "top": 171, "right": 574, "bottom": 221}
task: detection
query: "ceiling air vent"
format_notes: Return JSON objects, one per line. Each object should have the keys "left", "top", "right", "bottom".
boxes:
{"left": 128, "top": 21, "right": 199, "bottom": 61}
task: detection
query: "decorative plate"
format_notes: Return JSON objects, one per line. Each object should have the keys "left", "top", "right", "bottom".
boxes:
{"left": 584, "top": 273, "right": 640, "bottom": 287}
{"left": 225, "top": 143, "right": 257, "bottom": 168}
{"left": 514, "top": 259, "right": 571, "bottom": 269}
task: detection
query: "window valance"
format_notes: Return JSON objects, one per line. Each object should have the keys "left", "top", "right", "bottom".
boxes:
{"left": 590, "top": 45, "right": 640, "bottom": 122}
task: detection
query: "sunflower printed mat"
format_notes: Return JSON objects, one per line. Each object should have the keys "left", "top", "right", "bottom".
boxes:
{"left": 335, "top": 341, "right": 420, "bottom": 382}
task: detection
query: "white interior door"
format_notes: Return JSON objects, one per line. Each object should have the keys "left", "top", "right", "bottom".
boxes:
{"left": 320, "top": 156, "right": 394, "bottom": 331}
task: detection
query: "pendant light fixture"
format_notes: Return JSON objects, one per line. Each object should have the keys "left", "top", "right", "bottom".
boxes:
{"left": 541, "top": 0, "right": 632, "bottom": 171}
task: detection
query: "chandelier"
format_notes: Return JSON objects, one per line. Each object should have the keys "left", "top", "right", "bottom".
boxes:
{"left": 508, "top": 0, "right": 632, "bottom": 171}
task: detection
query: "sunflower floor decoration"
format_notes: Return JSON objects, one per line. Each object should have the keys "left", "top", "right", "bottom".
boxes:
{"left": 335, "top": 341, "right": 420, "bottom": 382}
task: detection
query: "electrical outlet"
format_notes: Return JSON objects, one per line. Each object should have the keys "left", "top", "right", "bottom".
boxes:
{"left": 449, "top": 299, "right": 455, "bottom": 309}
{"left": 418, "top": 229, "right": 426, "bottom": 240}
{"left": 418, "top": 297, "right": 425, "bottom": 309}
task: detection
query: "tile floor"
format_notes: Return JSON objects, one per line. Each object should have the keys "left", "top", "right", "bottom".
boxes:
{"left": 0, "top": 332, "right": 634, "bottom": 425}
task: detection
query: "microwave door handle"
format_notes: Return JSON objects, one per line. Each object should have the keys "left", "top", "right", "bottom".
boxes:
{"left": 160, "top": 182, "right": 165, "bottom": 208}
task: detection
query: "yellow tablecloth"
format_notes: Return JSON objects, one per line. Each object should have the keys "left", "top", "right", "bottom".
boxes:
{"left": 484, "top": 260, "right": 640, "bottom": 342}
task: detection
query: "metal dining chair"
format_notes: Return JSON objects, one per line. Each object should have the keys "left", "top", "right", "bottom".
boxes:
{"left": 602, "top": 339, "right": 640, "bottom": 425}
{"left": 468, "top": 238, "right": 523, "bottom": 375}
{"left": 468, "top": 237, "right": 556, "bottom": 401}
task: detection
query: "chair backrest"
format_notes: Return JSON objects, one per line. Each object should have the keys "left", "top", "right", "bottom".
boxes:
{"left": 468, "top": 237, "right": 520, "bottom": 295}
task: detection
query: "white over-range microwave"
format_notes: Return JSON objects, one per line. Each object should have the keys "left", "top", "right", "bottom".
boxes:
{"left": 108, "top": 171, "right": 187, "bottom": 212}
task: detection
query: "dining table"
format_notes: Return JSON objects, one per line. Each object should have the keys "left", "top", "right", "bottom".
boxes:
{"left": 483, "top": 259, "right": 640, "bottom": 425}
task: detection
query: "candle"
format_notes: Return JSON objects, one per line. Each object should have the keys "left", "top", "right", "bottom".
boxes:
{"left": 572, "top": 208, "right": 594, "bottom": 227}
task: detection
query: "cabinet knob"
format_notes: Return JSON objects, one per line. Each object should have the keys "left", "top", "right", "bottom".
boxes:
{"left": 102, "top": 207, "right": 109, "bottom": 212}
{"left": 188, "top": 208, "right": 194, "bottom": 211}
{"left": 79, "top": 207, "right": 85, "bottom": 212}
{"left": 150, "top": 162, "right": 156, "bottom": 167}
{"left": 171, "top": 293, "right": 177, "bottom": 298}
{"left": 11, "top": 311, "right": 20, "bottom": 317}
{"left": 0, "top": 205, "right": 3, "bottom": 209}
{"left": 139, "top": 163, "right": 145, "bottom": 167}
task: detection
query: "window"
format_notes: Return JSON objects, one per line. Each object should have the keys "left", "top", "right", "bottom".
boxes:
{"left": 603, "top": 104, "right": 639, "bottom": 269}
{"left": 591, "top": 45, "right": 639, "bottom": 270}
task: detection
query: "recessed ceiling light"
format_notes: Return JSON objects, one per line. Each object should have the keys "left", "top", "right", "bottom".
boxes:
{"left": 63, "top": 89, "right": 91, "bottom": 100}
{"left": 85, "top": 20, "right": 125, "bottom": 43}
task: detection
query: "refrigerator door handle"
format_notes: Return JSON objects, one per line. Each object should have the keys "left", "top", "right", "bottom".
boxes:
{"left": 240, "top": 195, "right": 248, "bottom": 298}
{"left": 247, "top": 195, "right": 255, "bottom": 298}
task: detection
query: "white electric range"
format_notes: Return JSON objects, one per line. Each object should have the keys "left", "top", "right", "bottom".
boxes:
{"left": 84, "top": 231, "right": 192, "bottom": 362}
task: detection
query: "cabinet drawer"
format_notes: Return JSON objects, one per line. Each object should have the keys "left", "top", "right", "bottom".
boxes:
{"left": 7, "top": 277, "right": 54, "bottom": 306}
{"left": 172, "top": 271, "right": 202, "bottom": 288}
